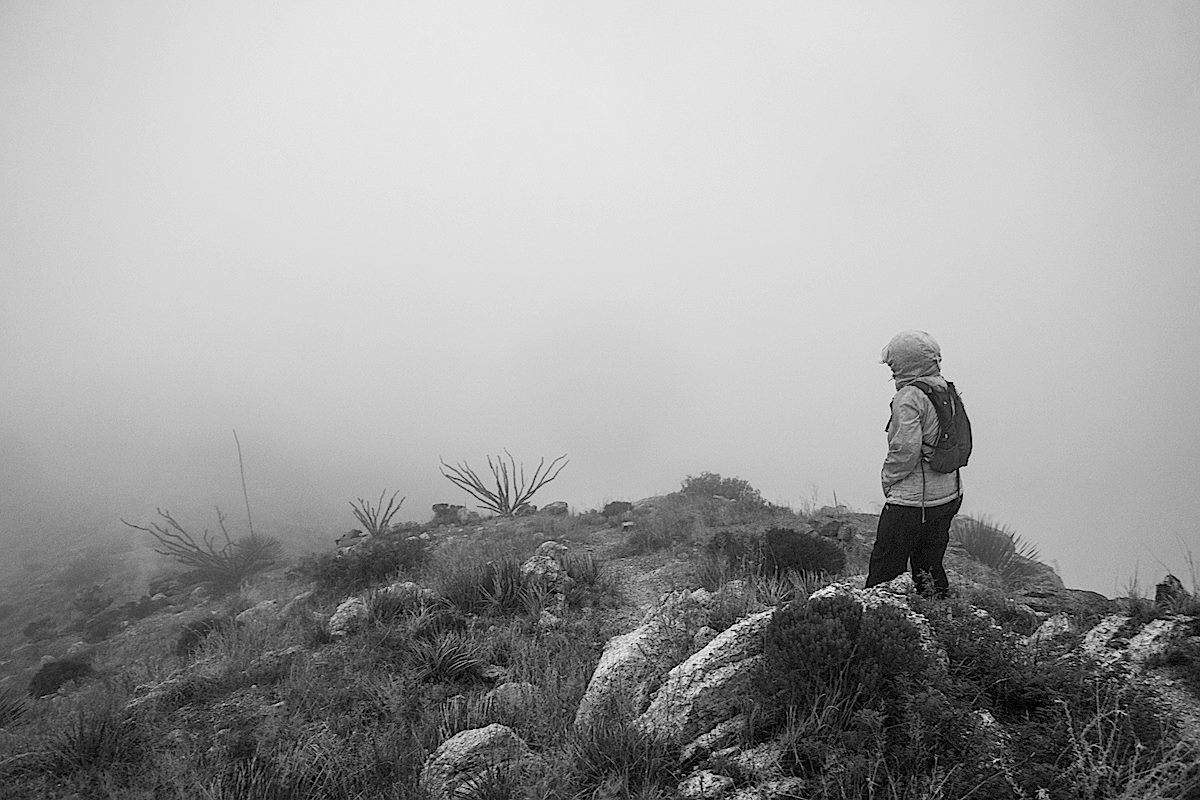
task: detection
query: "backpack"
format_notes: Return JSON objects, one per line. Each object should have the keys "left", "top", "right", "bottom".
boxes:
{"left": 910, "top": 380, "right": 972, "bottom": 473}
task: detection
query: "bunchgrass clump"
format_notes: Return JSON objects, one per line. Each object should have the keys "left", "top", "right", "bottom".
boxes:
{"left": 0, "top": 686, "right": 29, "bottom": 728}
{"left": 569, "top": 718, "right": 684, "bottom": 795}
{"left": 407, "top": 633, "right": 487, "bottom": 683}
{"left": 43, "top": 700, "right": 147, "bottom": 782}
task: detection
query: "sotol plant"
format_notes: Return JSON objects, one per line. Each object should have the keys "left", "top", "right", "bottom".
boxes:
{"left": 951, "top": 515, "right": 1042, "bottom": 585}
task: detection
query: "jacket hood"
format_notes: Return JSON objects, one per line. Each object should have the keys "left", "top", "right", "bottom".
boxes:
{"left": 881, "top": 330, "right": 942, "bottom": 388}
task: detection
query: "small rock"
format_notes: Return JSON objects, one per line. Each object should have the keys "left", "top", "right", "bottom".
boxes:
{"left": 693, "top": 626, "right": 718, "bottom": 650}
{"left": 1156, "top": 574, "right": 1191, "bottom": 609}
{"left": 328, "top": 596, "right": 369, "bottom": 636}
{"left": 235, "top": 600, "right": 279, "bottom": 626}
{"left": 542, "top": 501, "right": 569, "bottom": 516}
{"left": 678, "top": 770, "right": 734, "bottom": 800}
{"left": 484, "top": 682, "right": 539, "bottom": 716}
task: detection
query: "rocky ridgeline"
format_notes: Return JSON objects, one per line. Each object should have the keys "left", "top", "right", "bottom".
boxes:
{"left": 14, "top": 519, "right": 1200, "bottom": 799}
{"left": 415, "top": 563, "right": 1200, "bottom": 800}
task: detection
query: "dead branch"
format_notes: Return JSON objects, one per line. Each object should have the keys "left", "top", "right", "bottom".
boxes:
{"left": 439, "top": 451, "right": 568, "bottom": 516}
{"left": 121, "top": 507, "right": 280, "bottom": 588}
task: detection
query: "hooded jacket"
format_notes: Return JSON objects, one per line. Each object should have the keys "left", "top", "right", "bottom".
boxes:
{"left": 879, "top": 330, "right": 962, "bottom": 507}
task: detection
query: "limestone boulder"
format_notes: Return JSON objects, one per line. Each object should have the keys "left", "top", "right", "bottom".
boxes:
{"left": 636, "top": 609, "right": 773, "bottom": 747}
{"left": 678, "top": 770, "right": 735, "bottom": 800}
{"left": 1156, "top": 574, "right": 1192, "bottom": 609}
{"left": 419, "top": 724, "right": 534, "bottom": 800}
{"left": 1082, "top": 613, "right": 1190, "bottom": 665}
{"left": 1016, "top": 586, "right": 1113, "bottom": 619}
{"left": 328, "top": 596, "right": 369, "bottom": 636}
{"left": 574, "top": 589, "right": 714, "bottom": 729}
{"left": 234, "top": 599, "right": 279, "bottom": 626}
{"left": 542, "top": 501, "right": 570, "bottom": 516}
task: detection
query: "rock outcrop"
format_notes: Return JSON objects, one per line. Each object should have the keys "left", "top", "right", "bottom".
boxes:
{"left": 574, "top": 588, "right": 714, "bottom": 729}
{"left": 419, "top": 723, "right": 534, "bottom": 800}
{"left": 636, "top": 608, "right": 773, "bottom": 748}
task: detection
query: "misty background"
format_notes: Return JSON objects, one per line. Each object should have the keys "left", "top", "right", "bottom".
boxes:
{"left": 2, "top": 3, "right": 1197, "bottom": 596}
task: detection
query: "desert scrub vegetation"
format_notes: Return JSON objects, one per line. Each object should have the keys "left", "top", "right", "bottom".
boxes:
{"left": 620, "top": 472, "right": 807, "bottom": 556}
{"left": 298, "top": 531, "right": 429, "bottom": 597}
{"left": 761, "top": 526, "right": 846, "bottom": 577}
{"left": 750, "top": 589, "right": 1200, "bottom": 799}
{"left": 122, "top": 508, "right": 282, "bottom": 592}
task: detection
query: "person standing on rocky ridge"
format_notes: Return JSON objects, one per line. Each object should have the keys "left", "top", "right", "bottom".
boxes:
{"left": 865, "top": 330, "right": 966, "bottom": 597}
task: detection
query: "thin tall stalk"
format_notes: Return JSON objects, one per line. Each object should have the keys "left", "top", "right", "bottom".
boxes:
{"left": 233, "top": 429, "right": 255, "bottom": 539}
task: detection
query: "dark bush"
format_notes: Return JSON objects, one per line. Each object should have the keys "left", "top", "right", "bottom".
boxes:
{"left": 80, "top": 608, "right": 124, "bottom": 643}
{"left": 29, "top": 656, "right": 94, "bottom": 698}
{"left": 22, "top": 616, "right": 55, "bottom": 642}
{"left": 680, "top": 472, "right": 763, "bottom": 503}
{"left": 601, "top": 501, "right": 633, "bottom": 518}
{"left": 706, "top": 527, "right": 763, "bottom": 571}
{"left": 71, "top": 584, "right": 113, "bottom": 618}
{"left": 175, "top": 615, "right": 232, "bottom": 657}
{"left": 764, "top": 592, "right": 930, "bottom": 711}
{"left": 761, "top": 527, "right": 845, "bottom": 577}
{"left": 299, "top": 533, "right": 430, "bottom": 596}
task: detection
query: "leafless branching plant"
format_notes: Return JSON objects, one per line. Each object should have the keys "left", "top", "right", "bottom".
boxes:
{"left": 350, "top": 490, "right": 406, "bottom": 536}
{"left": 439, "top": 451, "right": 568, "bottom": 517}
{"left": 121, "top": 507, "right": 280, "bottom": 589}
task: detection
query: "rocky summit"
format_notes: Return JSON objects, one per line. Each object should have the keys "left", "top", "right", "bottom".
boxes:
{"left": 0, "top": 482, "right": 1197, "bottom": 799}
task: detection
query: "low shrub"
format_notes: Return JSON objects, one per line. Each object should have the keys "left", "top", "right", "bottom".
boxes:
{"left": 620, "top": 500, "right": 703, "bottom": 555}
{"left": 761, "top": 527, "right": 845, "bottom": 577}
{"left": 28, "top": 657, "right": 94, "bottom": 698}
{"left": 22, "top": 616, "right": 55, "bottom": 642}
{"left": 72, "top": 584, "right": 113, "bottom": 618}
{"left": 706, "top": 527, "right": 763, "bottom": 572}
{"left": 174, "top": 615, "right": 232, "bottom": 657}
{"left": 680, "top": 472, "right": 763, "bottom": 503}
{"left": 298, "top": 533, "right": 429, "bottom": 596}
{"left": 1146, "top": 638, "right": 1200, "bottom": 698}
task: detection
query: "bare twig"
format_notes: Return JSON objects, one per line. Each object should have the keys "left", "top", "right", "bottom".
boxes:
{"left": 350, "top": 490, "right": 406, "bottom": 536}
{"left": 439, "top": 451, "right": 568, "bottom": 516}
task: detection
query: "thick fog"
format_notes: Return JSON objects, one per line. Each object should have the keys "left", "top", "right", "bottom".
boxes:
{"left": 2, "top": 3, "right": 1198, "bottom": 595}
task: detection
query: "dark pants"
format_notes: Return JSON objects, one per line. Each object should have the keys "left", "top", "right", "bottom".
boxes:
{"left": 865, "top": 496, "right": 962, "bottom": 597}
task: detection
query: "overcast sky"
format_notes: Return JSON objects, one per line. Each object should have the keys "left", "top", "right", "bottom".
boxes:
{"left": 3, "top": 2, "right": 1198, "bottom": 595}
